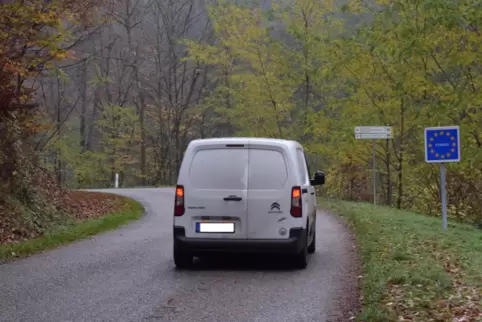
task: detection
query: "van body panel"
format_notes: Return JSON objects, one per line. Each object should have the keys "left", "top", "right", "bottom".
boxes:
{"left": 295, "top": 148, "right": 316, "bottom": 246}
{"left": 246, "top": 143, "right": 300, "bottom": 239}
{"left": 174, "top": 137, "right": 316, "bottom": 247}
{"left": 173, "top": 226, "right": 305, "bottom": 255}
{"left": 175, "top": 141, "right": 250, "bottom": 239}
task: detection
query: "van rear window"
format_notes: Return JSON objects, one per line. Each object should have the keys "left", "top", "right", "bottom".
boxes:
{"left": 248, "top": 149, "right": 288, "bottom": 189}
{"left": 189, "top": 149, "right": 248, "bottom": 190}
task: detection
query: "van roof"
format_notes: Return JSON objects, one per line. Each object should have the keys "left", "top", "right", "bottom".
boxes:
{"left": 187, "top": 137, "right": 302, "bottom": 149}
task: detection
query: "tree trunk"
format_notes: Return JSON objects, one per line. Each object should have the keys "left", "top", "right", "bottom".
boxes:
{"left": 55, "top": 76, "right": 62, "bottom": 186}
{"left": 80, "top": 59, "right": 88, "bottom": 151}
{"left": 386, "top": 138, "right": 392, "bottom": 206}
{"left": 396, "top": 98, "right": 405, "bottom": 209}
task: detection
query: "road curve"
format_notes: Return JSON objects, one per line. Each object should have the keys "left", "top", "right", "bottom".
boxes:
{"left": 0, "top": 188, "right": 360, "bottom": 322}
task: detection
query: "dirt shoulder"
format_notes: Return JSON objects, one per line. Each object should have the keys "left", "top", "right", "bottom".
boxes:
{"left": 320, "top": 209, "right": 362, "bottom": 322}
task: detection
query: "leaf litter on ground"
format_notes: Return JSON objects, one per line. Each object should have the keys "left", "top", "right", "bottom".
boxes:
{"left": 0, "top": 169, "right": 129, "bottom": 245}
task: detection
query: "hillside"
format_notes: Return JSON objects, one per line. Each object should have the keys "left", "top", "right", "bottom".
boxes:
{"left": 0, "top": 167, "right": 144, "bottom": 261}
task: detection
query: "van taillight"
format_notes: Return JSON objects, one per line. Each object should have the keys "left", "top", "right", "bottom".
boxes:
{"left": 290, "top": 186, "right": 302, "bottom": 217}
{"left": 174, "top": 185, "right": 185, "bottom": 216}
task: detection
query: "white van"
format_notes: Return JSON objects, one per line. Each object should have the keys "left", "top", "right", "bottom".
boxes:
{"left": 172, "top": 137, "right": 325, "bottom": 269}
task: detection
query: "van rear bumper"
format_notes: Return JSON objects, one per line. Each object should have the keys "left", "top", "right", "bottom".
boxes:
{"left": 173, "top": 226, "right": 305, "bottom": 254}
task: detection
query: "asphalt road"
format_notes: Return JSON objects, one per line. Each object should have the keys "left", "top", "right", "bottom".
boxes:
{"left": 0, "top": 188, "right": 359, "bottom": 322}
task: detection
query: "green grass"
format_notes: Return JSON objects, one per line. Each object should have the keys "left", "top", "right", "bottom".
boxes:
{"left": 319, "top": 199, "right": 482, "bottom": 322}
{"left": 0, "top": 198, "right": 144, "bottom": 262}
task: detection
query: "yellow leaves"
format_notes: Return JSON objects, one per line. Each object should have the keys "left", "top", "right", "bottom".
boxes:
{"left": 3, "top": 61, "right": 21, "bottom": 74}
{"left": 344, "top": 0, "right": 367, "bottom": 14}
{"left": 34, "top": 12, "right": 60, "bottom": 25}
{"left": 0, "top": 0, "right": 79, "bottom": 88}
{"left": 186, "top": 0, "right": 482, "bottom": 221}
{"left": 49, "top": 50, "right": 72, "bottom": 60}
{"left": 187, "top": 0, "right": 297, "bottom": 137}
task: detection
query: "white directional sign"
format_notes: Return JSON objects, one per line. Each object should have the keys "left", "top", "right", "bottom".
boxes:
{"left": 355, "top": 126, "right": 392, "bottom": 139}
{"left": 354, "top": 125, "right": 393, "bottom": 206}
{"left": 355, "top": 133, "right": 392, "bottom": 139}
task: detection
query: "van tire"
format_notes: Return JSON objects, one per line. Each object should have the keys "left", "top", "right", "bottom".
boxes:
{"left": 308, "top": 229, "right": 316, "bottom": 254}
{"left": 173, "top": 242, "right": 192, "bottom": 269}
{"left": 293, "top": 232, "right": 308, "bottom": 269}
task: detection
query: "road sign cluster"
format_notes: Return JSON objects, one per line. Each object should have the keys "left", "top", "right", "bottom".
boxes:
{"left": 353, "top": 125, "right": 461, "bottom": 231}
{"left": 355, "top": 126, "right": 392, "bottom": 139}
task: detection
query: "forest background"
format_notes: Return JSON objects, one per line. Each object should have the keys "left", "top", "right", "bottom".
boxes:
{"left": 1, "top": 0, "right": 481, "bottom": 227}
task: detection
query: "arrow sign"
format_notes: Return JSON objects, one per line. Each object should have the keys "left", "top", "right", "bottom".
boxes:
{"left": 355, "top": 133, "right": 392, "bottom": 139}
{"left": 355, "top": 126, "right": 392, "bottom": 139}
{"left": 355, "top": 126, "right": 391, "bottom": 134}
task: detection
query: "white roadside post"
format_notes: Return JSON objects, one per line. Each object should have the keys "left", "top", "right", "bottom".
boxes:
{"left": 424, "top": 126, "right": 461, "bottom": 230}
{"left": 115, "top": 173, "right": 119, "bottom": 189}
{"left": 355, "top": 126, "right": 392, "bottom": 205}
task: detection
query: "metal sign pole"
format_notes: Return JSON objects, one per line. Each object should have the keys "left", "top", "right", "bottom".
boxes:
{"left": 425, "top": 126, "right": 460, "bottom": 231}
{"left": 440, "top": 163, "right": 448, "bottom": 230}
{"left": 372, "top": 139, "right": 376, "bottom": 205}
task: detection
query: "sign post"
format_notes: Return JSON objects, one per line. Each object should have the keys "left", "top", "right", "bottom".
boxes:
{"left": 424, "top": 126, "right": 461, "bottom": 230}
{"left": 115, "top": 173, "right": 119, "bottom": 189}
{"left": 355, "top": 126, "right": 392, "bottom": 205}
{"left": 372, "top": 139, "right": 376, "bottom": 205}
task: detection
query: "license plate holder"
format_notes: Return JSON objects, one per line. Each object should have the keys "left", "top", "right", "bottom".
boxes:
{"left": 195, "top": 222, "right": 235, "bottom": 233}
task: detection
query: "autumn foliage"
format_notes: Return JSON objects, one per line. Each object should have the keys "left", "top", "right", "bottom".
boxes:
{"left": 184, "top": 0, "right": 482, "bottom": 226}
{"left": 0, "top": 0, "right": 101, "bottom": 192}
{"left": 0, "top": 0, "right": 110, "bottom": 242}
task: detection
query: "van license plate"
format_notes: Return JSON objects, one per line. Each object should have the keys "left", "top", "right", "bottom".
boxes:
{"left": 196, "top": 222, "right": 235, "bottom": 233}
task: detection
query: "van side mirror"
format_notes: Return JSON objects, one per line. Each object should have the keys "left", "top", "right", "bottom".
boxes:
{"left": 310, "top": 171, "right": 325, "bottom": 186}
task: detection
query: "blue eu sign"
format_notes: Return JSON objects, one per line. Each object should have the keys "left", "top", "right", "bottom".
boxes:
{"left": 424, "top": 126, "right": 460, "bottom": 163}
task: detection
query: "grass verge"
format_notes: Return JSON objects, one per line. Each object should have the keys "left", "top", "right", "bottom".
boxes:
{"left": 319, "top": 199, "right": 482, "bottom": 322}
{"left": 0, "top": 197, "right": 144, "bottom": 262}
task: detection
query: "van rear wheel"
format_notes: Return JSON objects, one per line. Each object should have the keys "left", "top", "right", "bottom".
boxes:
{"left": 173, "top": 241, "right": 192, "bottom": 269}
{"left": 293, "top": 232, "right": 308, "bottom": 269}
{"left": 308, "top": 229, "right": 316, "bottom": 254}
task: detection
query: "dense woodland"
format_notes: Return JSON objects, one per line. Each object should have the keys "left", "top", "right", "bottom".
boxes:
{"left": 1, "top": 0, "right": 481, "bottom": 225}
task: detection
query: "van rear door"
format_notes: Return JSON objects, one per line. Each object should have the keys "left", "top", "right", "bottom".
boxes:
{"left": 246, "top": 145, "right": 292, "bottom": 239}
{"left": 183, "top": 144, "right": 249, "bottom": 239}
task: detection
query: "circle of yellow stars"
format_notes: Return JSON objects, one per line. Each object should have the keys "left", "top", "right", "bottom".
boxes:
{"left": 428, "top": 130, "right": 457, "bottom": 159}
